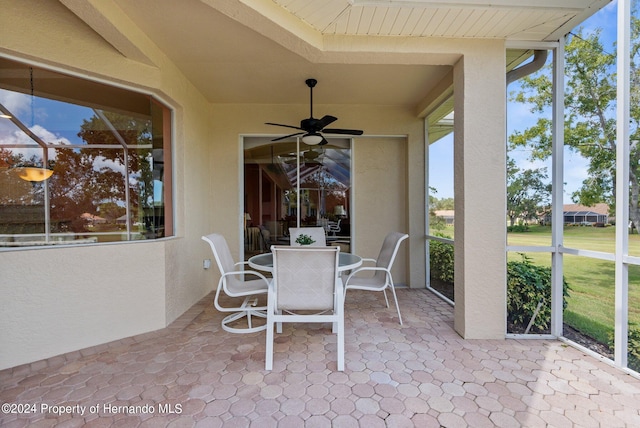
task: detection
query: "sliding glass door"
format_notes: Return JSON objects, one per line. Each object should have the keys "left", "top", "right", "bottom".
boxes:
{"left": 243, "top": 137, "right": 352, "bottom": 259}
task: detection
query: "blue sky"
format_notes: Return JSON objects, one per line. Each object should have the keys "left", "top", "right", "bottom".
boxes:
{"left": 429, "top": 0, "right": 619, "bottom": 204}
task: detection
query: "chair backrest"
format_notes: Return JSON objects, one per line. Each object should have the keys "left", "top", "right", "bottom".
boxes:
{"left": 374, "top": 232, "right": 409, "bottom": 279}
{"left": 202, "top": 233, "right": 243, "bottom": 289}
{"left": 289, "top": 227, "right": 327, "bottom": 246}
{"left": 271, "top": 246, "right": 339, "bottom": 311}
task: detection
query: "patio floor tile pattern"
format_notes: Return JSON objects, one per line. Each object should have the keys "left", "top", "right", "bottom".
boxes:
{"left": 2, "top": 289, "right": 640, "bottom": 427}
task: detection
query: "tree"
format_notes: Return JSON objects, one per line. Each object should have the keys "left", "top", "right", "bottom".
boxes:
{"left": 46, "top": 111, "right": 154, "bottom": 233}
{"left": 428, "top": 188, "right": 453, "bottom": 231}
{"left": 507, "top": 158, "right": 551, "bottom": 226}
{"left": 510, "top": 21, "right": 640, "bottom": 225}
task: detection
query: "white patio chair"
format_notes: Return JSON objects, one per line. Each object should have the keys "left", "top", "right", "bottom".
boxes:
{"left": 343, "top": 232, "right": 409, "bottom": 325}
{"left": 265, "top": 245, "right": 344, "bottom": 371}
{"left": 202, "top": 233, "right": 269, "bottom": 333}
{"left": 289, "top": 226, "right": 327, "bottom": 246}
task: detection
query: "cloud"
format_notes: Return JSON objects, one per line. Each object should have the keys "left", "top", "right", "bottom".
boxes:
{"left": 92, "top": 155, "right": 125, "bottom": 175}
{"left": 0, "top": 90, "right": 30, "bottom": 116}
{"left": 31, "top": 125, "right": 71, "bottom": 146}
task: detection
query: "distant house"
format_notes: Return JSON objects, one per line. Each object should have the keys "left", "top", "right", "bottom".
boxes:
{"left": 434, "top": 210, "right": 455, "bottom": 225}
{"left": 80, "top": 213, "right": 106, "bottom": 225}
{"left": 540, "top": 203, "right": 609, "bottom": 225}
{"left": 563, "top": 203, "right": 609, "bottom": 225}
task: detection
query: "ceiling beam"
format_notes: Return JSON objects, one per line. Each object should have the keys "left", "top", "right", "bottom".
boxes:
{"left": 60, "top": 0, "right": 156, "bottom": 66}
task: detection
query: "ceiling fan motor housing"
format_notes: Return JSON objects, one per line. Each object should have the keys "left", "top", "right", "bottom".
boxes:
{"left": 301, "top": 117, "right": 333, "bottom": 132}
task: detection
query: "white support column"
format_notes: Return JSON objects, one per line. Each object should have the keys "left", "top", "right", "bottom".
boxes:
{"left": 453, "top": 42, "right": 507, "bottom": 339}
{"left": 615, "top": 0, "right": 630, "bottom": 368}
{"left": 424, "top": 118, "right": 431, "bottom": 288}
{"left": 551, "top": 40, "right": 565, "bottom": 337}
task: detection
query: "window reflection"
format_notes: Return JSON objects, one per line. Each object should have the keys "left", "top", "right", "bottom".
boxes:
{"left": 0, "top": 58, "right": 170, "bottom": 246}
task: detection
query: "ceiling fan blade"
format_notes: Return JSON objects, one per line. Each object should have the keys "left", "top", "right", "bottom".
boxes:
{"left": 318, "top": 136, "right": 330, "bottom": 146}
{"left": 265, "top": 122, "right": 305, "bottom": 131}
{"left": 323, "top": 128, "right": 364, "bottom": 135}
{"left": 271, "top": 132, "right": 304, "bottom": 141}
{"left": 318, "top": 115, "right": 338, "bottom": 129}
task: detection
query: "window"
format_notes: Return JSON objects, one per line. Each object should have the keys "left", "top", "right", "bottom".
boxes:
{"left": 0, "top": 58, "right": 172, "bottom": 246}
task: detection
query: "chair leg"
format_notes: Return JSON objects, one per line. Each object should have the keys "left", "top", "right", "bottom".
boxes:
{"left": 276, "top": 310, "right": 283, "bottom": 333}
{"left": 382, "top": 288, "right": 390, "bottom": 308}
{"left": 337, "top": 320, "right": 344, "bottom": 371}
{"left": 265, "top": 319, "right": 274, "bottom": 370}
{"left": 221, "top": 311, "right": 267, "bottom": 334}
{"left": 388, "top": 285, "right": 403, "bottom": 325}
{"left": 219, "top": 296, "right": 267, "bottom": 334}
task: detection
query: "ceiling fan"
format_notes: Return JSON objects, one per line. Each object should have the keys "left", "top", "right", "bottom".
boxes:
{"left": 266, "top": 78, "right": 363, "bottom": 146}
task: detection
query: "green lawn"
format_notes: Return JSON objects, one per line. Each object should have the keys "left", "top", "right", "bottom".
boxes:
{"left": 508, "top": 225, "right": 640, "bottom": 345}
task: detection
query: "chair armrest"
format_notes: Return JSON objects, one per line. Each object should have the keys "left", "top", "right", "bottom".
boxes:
{"left": 343, "top": 266, "right": 390, "bottom": 284}
{"left": 232, "top": 261, "right": 268, "bottom": 280}
{"left": 221, "top": 269, "right": 270, "bottom": 284}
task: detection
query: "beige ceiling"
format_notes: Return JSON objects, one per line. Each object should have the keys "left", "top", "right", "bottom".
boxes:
{"left": 61, "top": 0, "right": 610, "bottom": 116}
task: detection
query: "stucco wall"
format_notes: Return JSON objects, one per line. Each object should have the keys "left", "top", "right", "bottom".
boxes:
{"left": 453, "top": 41, "right": 507, "bottom": 339}
{"left": 353, "top": 137, "right": 409, "bottom": 285}
{"left": 0, "top": 243, "right": 166, "bottom": 369}
{"left": 0, "top": 0, "right": 214, "bottom": 369}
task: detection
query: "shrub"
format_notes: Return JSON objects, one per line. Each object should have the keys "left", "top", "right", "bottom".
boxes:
{"left": 629, "top": 327, "right": 640, "bottom": 372}
{"left": 608, "top": 324, "right": 640, "bottom": 372}
{"left": 429, "top": 237, "right": 454, "bottom": 284}
{"left": 430, "top": 246, "right": 572, "bottom": 334}
{"left": 507, "top": 254, "right": 570, "bottom": 333}
{"left": 507, "top": 224, "right": 530, "bottom": 232}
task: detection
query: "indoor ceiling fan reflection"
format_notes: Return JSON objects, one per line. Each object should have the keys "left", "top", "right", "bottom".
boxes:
{"left": 282, "top": 149, "right": 323, "bottom": 166}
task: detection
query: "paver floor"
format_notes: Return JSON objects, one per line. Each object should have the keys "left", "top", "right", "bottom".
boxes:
{"left": 2, "top": 288, "right": 640, "bottom": 427}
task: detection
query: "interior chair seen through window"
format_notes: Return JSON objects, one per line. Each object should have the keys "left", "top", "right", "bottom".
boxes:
{"left": 328, "top": 219, "right": 341, "bottom": 236}
{"left": 202, "top": 233, "right": 269, "bottom": 333}
{"left": 265, "top": 245, "right": 344, "bottom": 371}
{"left": 289, "top": 227, "right": 327, "bottom": 246}
{"left": 343, "top": 232, "right": 409, "bottom": 325}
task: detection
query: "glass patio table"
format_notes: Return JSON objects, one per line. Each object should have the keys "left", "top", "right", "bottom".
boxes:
{"left": 248, "top": 251, "right": 362, "bottom": 273}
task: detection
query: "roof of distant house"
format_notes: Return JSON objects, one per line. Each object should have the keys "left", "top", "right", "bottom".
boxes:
{"left": 563, "top": 203, "right": 609, "bottom": 215}
{"left": 81, "top": 213, "right": 106, "bottom": 221}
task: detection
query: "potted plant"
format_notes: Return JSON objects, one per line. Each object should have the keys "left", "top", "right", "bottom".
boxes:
{"left": 295, "top": 234, "right": 316, "bottom": 245}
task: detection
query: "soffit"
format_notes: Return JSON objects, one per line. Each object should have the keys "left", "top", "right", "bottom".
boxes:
{"left": 271, "top": 0, "right": 609, "bottom": 41}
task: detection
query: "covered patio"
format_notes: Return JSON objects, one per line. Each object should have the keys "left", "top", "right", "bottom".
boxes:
{"left": 2, "top": 289, "right": 639, "bottom": 426}
{"left": 4, "top": 0, "right": 640, "bottom": 419}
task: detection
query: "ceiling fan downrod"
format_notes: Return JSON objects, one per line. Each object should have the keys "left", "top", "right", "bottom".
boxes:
{"left": 306, "top": 78, "right": 317, "bottom": 119}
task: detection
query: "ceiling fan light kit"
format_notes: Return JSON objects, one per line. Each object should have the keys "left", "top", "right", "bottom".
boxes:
{"left": 302, "top": 133, "right": 323, "bottom": 145}
{"left": 266, "top": 79, "right": 363, "bottom": 146}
